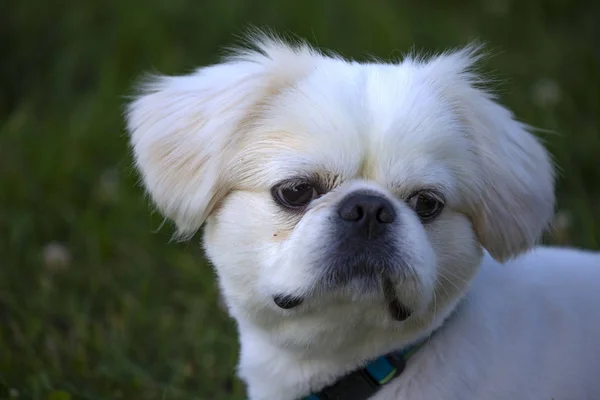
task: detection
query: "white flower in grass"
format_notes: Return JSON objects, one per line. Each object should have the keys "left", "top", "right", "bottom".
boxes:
{"left": 97, "top": 167, "right": 120, "bottom": 203}
{"left": 551, "top": 210, "right": 572, "bottom": 245}
{"left": 42, "top": 241, "right": 71, "bottom": 272}
{"left": 532, "top": 78, "right": 562, "bottom": 108}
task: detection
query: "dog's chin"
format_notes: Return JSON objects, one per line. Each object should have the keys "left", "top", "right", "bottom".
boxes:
{"left": 254, "top": 271, "right": 439, "bottom": 355}
{"left": 270, "top": 264, "right": 434, "bottom": 324}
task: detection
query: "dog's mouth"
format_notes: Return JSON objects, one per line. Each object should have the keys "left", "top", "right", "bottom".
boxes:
{"left": 273, "top": 294, "right": 304, "bottom": 309}
{"left": 272, "top": 274, "right": 412, "bottom": 321}
{"left": 382, "top": 274, "right": 412, "bottom": 321}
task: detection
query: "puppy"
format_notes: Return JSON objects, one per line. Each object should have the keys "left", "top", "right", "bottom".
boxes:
{"left": 126, "top": 34, "right": 600, "bottom": 400}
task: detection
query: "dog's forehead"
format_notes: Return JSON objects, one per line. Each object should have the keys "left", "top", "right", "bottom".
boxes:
{"left": 238, "top": 61, "right": 475, "bottom": 194}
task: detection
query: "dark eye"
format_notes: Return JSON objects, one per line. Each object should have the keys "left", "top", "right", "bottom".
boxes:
{"left": 408, "top": 191, "right": 445, "bottom": 222}
{"left": 273, "top": 182, "right": 319, "bottom": 209}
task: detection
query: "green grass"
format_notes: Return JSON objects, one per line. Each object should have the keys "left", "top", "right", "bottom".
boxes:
{"left": 1, "top": 0, "right": 598, "bottom": 398}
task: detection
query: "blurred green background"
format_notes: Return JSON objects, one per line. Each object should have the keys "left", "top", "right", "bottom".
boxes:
{"left": 2, "top": 0, "right": 599, "bottom": 399}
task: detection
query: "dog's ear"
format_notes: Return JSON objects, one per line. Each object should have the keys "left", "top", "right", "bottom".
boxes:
{"left": 422, "top": 47, "right": 555, "bottom": 261}
{"left": 126, "top": 35, "right": 317, "bottom": 238}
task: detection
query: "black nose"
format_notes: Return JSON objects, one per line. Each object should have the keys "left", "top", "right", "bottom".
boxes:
{"left": 338, "top": 193, "right": 396, "bottom": 238}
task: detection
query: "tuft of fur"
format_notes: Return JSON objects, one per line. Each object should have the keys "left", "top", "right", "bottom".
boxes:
{"left": 126, "top": 33, "right": 320, "bottom": 238}
{"left": 414, "top": 46, "right": 555, "bottom": 260}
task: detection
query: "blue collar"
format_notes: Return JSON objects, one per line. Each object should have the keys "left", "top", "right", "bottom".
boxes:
{"left": 302, "top": 340, "right": 425, "bottom": 400}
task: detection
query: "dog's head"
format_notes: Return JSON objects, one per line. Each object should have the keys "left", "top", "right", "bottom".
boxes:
{"left": 126, "top": 35, "right": 554, "bottom": 354}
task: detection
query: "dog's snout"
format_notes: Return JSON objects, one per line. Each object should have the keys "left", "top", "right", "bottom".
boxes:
{"left": 339, "top": 193, "right": 395, "bottom": 224}
{"left": 338, "top": 193, "right": 395, "bottom": 238}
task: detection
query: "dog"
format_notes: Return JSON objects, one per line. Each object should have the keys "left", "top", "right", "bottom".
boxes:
{"left": 125, "top": 33, "right": 600, "bottom": 400}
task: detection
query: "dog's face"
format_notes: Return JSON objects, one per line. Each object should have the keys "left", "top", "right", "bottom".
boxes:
{"left": 126, "top": 36, "right": 554, "bottom": 354}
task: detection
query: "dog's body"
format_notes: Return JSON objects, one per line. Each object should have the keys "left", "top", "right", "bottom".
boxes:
{"left": 126, "top": 34, "right": 600, "bottom": 399}
{"left": 240, "top": 247, "right": 600, "bottom": 400}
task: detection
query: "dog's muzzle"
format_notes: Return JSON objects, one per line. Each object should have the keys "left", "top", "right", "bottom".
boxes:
{"left": 271, "top": 191, "right": 412, "bottom": 321}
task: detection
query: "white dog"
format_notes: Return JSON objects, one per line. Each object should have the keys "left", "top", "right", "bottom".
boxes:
{"left": 126, "top": 34, "right": 600, "bottom": 400}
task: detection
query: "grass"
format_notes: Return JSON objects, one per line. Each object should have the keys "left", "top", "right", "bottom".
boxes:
{"left": 1, "top": 0, "right": 598, "bottom": 398}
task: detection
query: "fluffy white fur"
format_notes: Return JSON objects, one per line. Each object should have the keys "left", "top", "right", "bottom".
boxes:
{"left": 126, "top": 34, "right": 600, "bottom": 400}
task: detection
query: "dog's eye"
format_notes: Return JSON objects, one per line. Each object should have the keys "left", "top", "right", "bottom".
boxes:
{"left": 273, "top": 182, "right": 319, "bottom": 209}
{"left": 408, "top": 191, "right": 445, "bottom": 222}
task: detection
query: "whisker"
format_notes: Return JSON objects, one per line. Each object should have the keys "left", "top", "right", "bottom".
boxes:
{"left": 436, "top": 272, "right": 462, "bottom": 293}
{"left": 437, "top": 266, "right": 470, "bottom": 286}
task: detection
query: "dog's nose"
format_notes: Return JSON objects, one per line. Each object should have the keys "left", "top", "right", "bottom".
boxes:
{"left": 338, "top": 193, "right": 396, "bottom": 238}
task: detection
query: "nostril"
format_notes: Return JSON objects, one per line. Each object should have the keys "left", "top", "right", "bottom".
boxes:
{"left": 340, "top": 203, "right": 363, "bottom": 221}
{"left": 355, "top": 205, "right": 364, "bottom": 221}
{"left": 377, "top": 206, "right": 395, "bottom": 223}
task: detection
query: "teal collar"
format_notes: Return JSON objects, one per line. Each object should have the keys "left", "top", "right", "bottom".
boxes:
{"left": 302, "top": 340, "right": 425, "bottom": 400}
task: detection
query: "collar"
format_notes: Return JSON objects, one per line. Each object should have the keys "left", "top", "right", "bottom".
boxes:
{"left": 302, "top": 340, "right": 425, "bottom": 400}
